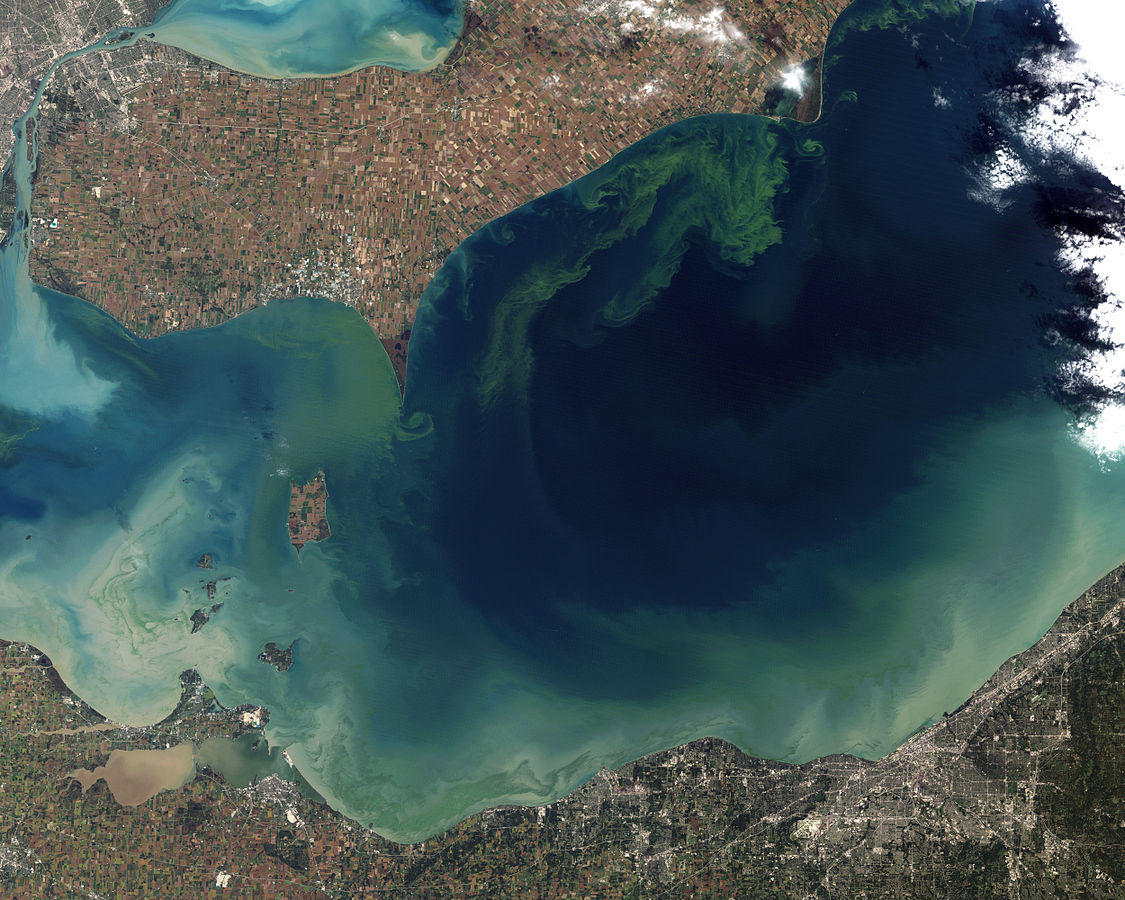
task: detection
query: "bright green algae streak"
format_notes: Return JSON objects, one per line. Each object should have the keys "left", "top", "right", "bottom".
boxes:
{"left": 4, "top": 0, "right": 1125, "bottom": 845}
{"left": 464, "top": 117, "right": 796, "bottom": 406}
{"left": 0, "top": 410, "right": 36, "bottom": 466}
{"left": 827, "top": 0, "right": 975, "bottom": 50}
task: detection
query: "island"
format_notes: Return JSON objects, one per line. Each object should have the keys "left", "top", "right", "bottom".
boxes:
{"left": 5, "top": 0, "right": 1119, "bottom": 895}
{"left": 257, "top": 641, "right": 295, "bottom": 672}
{"left": 0, "top": 561, "right": 1122, "bottom": 896}
{"left": 288, "top": 469, "right": 331, "bottom": 553}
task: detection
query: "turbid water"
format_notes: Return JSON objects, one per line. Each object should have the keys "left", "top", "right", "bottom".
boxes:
{"left": 70, "top": 733, "right": 305, "bottom": 803}
{"left": 72, "top": 744, "right": 197, "bottom": 806}
{"left": 3, "top": 0, "right": 1125, "bottom": 842}
{"left": 148, "top": 0, "right": 463, "bottom": 77}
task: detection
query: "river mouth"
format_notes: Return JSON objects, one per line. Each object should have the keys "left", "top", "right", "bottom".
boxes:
{"left": 4, "top": 0, "right": 1125, "bottom": 844}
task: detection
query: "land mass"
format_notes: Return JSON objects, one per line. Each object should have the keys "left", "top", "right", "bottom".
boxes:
{"left": 0, "top": 0, "right": 196, "bottom": 241}
{"left": 257, "top": 641, "right": 296, "bottom": 673}
{"left": 288, "top": 469, "right": 330, "bottom": 553}
{"left": 22, "top": 0, "right": 846, "bottom": 376}
{"left": 2, "top": 557, "right": 1125, "bottom": 895}
{"left": 11, "top": 1, "right": 1117, "bottom": 897}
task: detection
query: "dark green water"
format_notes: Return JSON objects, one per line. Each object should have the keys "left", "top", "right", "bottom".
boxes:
{"left": 2, "top": 0, "right": 1123, "bottom": 842}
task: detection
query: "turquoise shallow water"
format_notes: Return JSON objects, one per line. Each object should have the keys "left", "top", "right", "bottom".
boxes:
{"left": 3, "top": 0, "right": 1125, "bottom": 842}
{"left": 149, "top": 0, "right": 463, "bottom": 76}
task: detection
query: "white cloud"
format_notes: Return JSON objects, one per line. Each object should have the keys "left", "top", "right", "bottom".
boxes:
{"left": 1045, "top": 0, "right": 1125, "bottom": 459}
{"left": 585, "top": 0, "right": 746, "bottom": 46}
{"left": 964, "top": 0, "right": 1125, "bottom": 460}
{"left": 781, "top": 65, "right": 807, "bottom": 93}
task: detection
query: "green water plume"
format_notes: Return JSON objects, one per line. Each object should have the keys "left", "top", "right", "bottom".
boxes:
{"left": 827, "top": 0, "right": 977, "bottom": 64}
{"left": 473, "top": 117, "right": 792, "bottom": 408}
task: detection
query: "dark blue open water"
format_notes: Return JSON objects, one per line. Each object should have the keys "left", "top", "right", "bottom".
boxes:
{"left": 2, "top": 0, "right": 1123, "bottom": 841}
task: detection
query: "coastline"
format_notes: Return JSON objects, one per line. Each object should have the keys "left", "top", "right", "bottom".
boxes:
{"left": 3, "top": 551, "right": 1122, "bottom": 853}
{"left": 5, "top": 1, "right": 1125, "bottom": 889}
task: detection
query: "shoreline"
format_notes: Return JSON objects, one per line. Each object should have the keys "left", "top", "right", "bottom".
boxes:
{"left": 5, "top": 552, "right": 1124, "bottom": 847}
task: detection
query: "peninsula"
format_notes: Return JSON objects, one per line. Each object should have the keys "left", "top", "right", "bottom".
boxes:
{"left": 24, "top": 0, "right": 846, "bottom": 381}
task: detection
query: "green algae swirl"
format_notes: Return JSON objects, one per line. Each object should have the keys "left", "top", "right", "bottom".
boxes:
{"left": 423, "top": 117, "right": 796, "bottom": 409}
{"left": 3, "top": 0, "right": 1125, "bottom": 844}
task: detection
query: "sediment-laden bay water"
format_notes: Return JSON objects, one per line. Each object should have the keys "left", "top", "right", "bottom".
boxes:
{"left": 2, "top": 0, "right": 1123, "bottom": 841}
{"left": 149, "top": 0, "right": 463, "bottom": 76}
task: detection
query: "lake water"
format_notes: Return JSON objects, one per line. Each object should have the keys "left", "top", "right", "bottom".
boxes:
{"left": 2, "top": 0, "right": 1124, "bottom": 842}
{"left": 150, "top": 0, "right": 463, "bottom": 76}
{"left": 70, "top": 732, "right": 314, "bottom": 802}
{"left": 71, "top": 744, "right": 197, "bottom": 806}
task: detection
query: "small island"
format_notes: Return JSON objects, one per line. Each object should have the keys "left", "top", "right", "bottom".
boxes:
{"left": 257, "top": 641, "right": 295, "bottom": 672}
{"left": 189, "top": 602, "right": 222, "bottom": 634}
{"left": 288, "top": 470, "right": 331, "bottom": 553}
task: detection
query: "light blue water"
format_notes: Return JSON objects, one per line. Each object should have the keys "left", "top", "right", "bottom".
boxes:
{"left": 2, "top": 0, "right": 1124, "bottom": 844}
{"left": 149, "top": 0, "right": 463, "bottom": 76}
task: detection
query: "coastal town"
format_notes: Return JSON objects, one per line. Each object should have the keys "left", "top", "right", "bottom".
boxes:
{"left": 1, "top": 560, "right": 1124, "bottom": 896}
{"left": 23, "top": 0, "right": 846, "bottom": 374}
{"left": 7, "top": 0, "right": 1124, "bottom": 896}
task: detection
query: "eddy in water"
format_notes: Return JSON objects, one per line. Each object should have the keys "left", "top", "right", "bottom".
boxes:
{"left": 2, "top": 0, "right": 1124, "bottom": 842}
